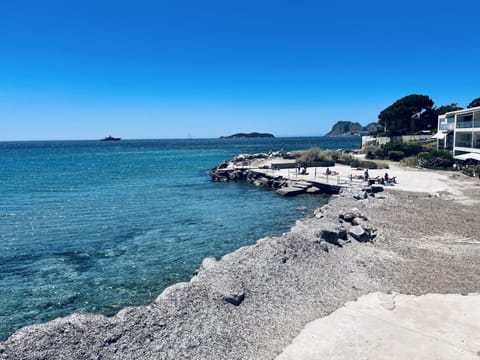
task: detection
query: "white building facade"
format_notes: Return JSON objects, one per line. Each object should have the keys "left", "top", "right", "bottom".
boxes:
{"left": 434, "top": 106, "right": 480, "bottom": 161}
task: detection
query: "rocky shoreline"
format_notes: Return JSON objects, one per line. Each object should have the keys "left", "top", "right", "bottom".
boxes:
{"left": 1, "top": 158, "right": 480, "bottom": 359}
{"left": 210, "top": 152, "right": 343, "bottom": 195}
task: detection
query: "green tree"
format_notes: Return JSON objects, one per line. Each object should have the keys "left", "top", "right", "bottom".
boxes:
{"left": 467, "top": 97, "right": 480, "bottom": 108}
{"left": 378, "top": 94, "right": 434, "bottom": 135}
{"left": 435, "top": 103, "right": 463, "bottom": 115}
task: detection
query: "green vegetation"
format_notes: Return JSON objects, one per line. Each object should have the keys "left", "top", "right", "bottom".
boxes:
{"left": 298, "top": 147, "right": 331, "bottom": 163}
{"left": 365, "top": 141, "right": 424, "bottom": 160}
{"left": 416, "top": 150, "right": 454, "bottom": 169}
{"left": 387, "top": 151, "right": 405, "bottom": 162}
{"left": 367, "top": 141, "right": 454, "bottom": 169}
{"left": 436, "top": 103, "right": 463, "bottom": 115}
{"left": 296, "top": 148, "right": 335, "bottom": 167}
{"left": 462, "top": 165, "right": 480, "bottom": 177}
{"left": 349, "top": 159, "right": 388, "bottom": 169}
{"left": 293, "top": 148, "right": 388, "bottom": 169}
{"left": 468, "top": 97, "right": 480, "bottom": 108}
{"left": 378, "top": 94, "right": 436, "bottom": 135}
{"left": 376, "top": 95, "right": 480, "bottom": 136}
{"left": 399, "top": 156, "right": 417, "bottom": 167}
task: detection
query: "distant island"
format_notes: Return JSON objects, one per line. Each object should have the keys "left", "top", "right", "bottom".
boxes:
{"left": 220, "top": 132, "right": 275, "bottom": 139}
{"left": 324, "top": 121, "right": 381, "bottom": 137}
{"left": 101, "top": 136, "right": 121, "bottom": 141}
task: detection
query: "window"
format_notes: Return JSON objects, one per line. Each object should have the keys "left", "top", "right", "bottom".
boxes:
{"left": 457, "top": 113, "right": 473, "bottom": 128}
{"left": 473, "top": 132, "right": 480, "bottom": 149}
{"left": 455, "top": 132, "right": 473, "bottom": 148}
{"left": 474, "top": 111, "right": 480, "bottom": 128}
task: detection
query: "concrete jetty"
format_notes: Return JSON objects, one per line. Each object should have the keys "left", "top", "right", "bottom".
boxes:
{"left": 209, "top": 153, "right": 363, "bottom": 196}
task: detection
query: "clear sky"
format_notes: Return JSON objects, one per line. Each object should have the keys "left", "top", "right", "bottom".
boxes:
{"left": 0, "top": 0, "right": 479, "bottom": 140}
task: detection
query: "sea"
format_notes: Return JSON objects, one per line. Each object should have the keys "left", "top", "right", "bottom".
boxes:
{"left": 0, "top": 136, "right": 360, "bottom": 340}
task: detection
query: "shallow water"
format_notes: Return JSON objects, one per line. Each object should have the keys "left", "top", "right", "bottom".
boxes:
{"left": 0, "top": 137, "right": 360, "bottom": 340}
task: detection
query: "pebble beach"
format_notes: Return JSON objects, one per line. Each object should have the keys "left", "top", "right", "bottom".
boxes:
{"left": 1, "top": 159, "right": 479, "bottom": 359}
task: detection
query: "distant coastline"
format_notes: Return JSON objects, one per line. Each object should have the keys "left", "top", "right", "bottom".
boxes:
{"left": 220, "top": 132, "right": 275, "bottom": 139}
{"left": 324, "top": 121, "right": 381, "bottom": 137}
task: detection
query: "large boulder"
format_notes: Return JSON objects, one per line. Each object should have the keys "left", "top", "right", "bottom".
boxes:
{"left": 276, "top": 187, "right": 305, "bottom": 196}
{"left": 306, "top": 186, "right": 321, "bottom": 194}
{"left": 223, "top": 292, "right": 245, "bottom": 306}
{"left": 319, "top": 229, "right": 340, "bottom": 246}
{"left": 371, "top": 185, "right": 384, "bottom": 193}
{"left": 348, "top": 225, "right": 371, "bottom": 242}
{"left": 353, "top": 191, "right": 368, "bottom": 200}
{"left": 253, "top": 177, "right": 270, "bottom": 187}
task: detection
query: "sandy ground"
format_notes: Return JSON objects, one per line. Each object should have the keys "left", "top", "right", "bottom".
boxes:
{"left": 265, "top": 159, "right": 480, "bottom": 205}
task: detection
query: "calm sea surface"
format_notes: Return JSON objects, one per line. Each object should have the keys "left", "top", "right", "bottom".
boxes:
{"left": 0, "top": 137, "right": 360, "bottom": 340}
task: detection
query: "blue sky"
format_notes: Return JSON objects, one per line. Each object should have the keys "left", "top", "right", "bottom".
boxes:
{"left": 0, "top": 0, "right": 479, "bottom": 140}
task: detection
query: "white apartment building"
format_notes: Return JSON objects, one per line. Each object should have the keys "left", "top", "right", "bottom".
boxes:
{"left": 434, "top": 106, "right": 480, "bottom": 161}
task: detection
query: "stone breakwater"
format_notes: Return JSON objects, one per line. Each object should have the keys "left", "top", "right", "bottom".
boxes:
{"left": 210, "top": 152, "right": 386, "bottom": 198}
{"left": 210, "top": 152, "right": 343, "bottom": 195}
{"left": 2, "top": 160, "right": 480, "bottom": 359}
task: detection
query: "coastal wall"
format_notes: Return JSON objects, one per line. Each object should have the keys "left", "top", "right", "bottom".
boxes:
{"left": 361, "top": 134, "right": 433, "bottom": 148}
{"left": 1, "top": 157, "right": 480, "bottom": 359}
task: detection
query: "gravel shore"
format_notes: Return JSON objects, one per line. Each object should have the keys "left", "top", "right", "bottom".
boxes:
{"left": 1, "top": 184, "right": 479, "bottom": 359}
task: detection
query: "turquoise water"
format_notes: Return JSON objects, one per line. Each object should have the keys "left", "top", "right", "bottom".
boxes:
{"left": 0, "top": 137, "right": 360, "bottom": 340}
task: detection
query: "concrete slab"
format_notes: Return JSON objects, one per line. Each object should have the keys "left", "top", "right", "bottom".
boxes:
{"left": 277, "top": 292, "right": 480, "bottom": 360}
{"left": 276, "top": 187, "right": 305, "bottom": 196}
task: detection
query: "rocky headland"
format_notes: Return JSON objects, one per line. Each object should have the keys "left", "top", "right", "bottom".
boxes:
{"left": 324, "top": 121, "right": 381, "bottom": 137}
{"left": 1, "top": 155, "right": 479, "bottom": 359}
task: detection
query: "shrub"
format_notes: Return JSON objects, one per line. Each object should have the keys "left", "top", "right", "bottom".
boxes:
{"left": 425, "top": 156, "right": 453, "bottom": 169}
{"left": 388, "top": 150, "right": 405, "bottom": 161}
{"left": 475, "top": 165, "right": 480, "bottom": 178}
{"left": 375, "top": 161, "right": 390, "bottom": 169}
{"left": 350, "top": 159, "right": 378, "bottom": 169}
{"left": 429, "top": 150, "right": 453, "bottom": 159}
{"left": 400, "top": 156, "right": 417, "bottom": 167}
{"left": 417, "top": 152, "right": 433, "bottom": 160}
{"left": 374, "top": 148, "right": 385, "bottom": 159}
{"left": 298, "top": 147, "right": 332, "bottom": 164}
{"left": 364, "top": 147, "right": 377, "bottom": 160}
{"left": 350, "top": 159, "right": 360, "bottom": 168}
{"left": 361, "top": 160, "right": 378, "bottom": 169}
{"left": 368, "top": 141, "right": 426, "bottom": 160}
{"left": 327, "top": 151, "right": 353, "bottom": 164}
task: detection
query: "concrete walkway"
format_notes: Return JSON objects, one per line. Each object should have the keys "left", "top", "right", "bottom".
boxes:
{"left": 277, "top": 292, "right": 480, "bottom": 360}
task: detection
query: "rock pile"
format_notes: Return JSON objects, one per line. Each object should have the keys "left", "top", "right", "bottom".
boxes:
{"left": 353, "top": 184, "right": 384, "bottom": 200}
{"left": 312, "top": 206, "right": 378, "bottom": 252}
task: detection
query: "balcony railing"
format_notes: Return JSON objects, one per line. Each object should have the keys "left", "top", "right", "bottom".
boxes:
{"left": 457, "top": 121, "right": 473, "bottom": 129}
{"left": 439, "top": 124, "right": 454, "bottom": 131}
